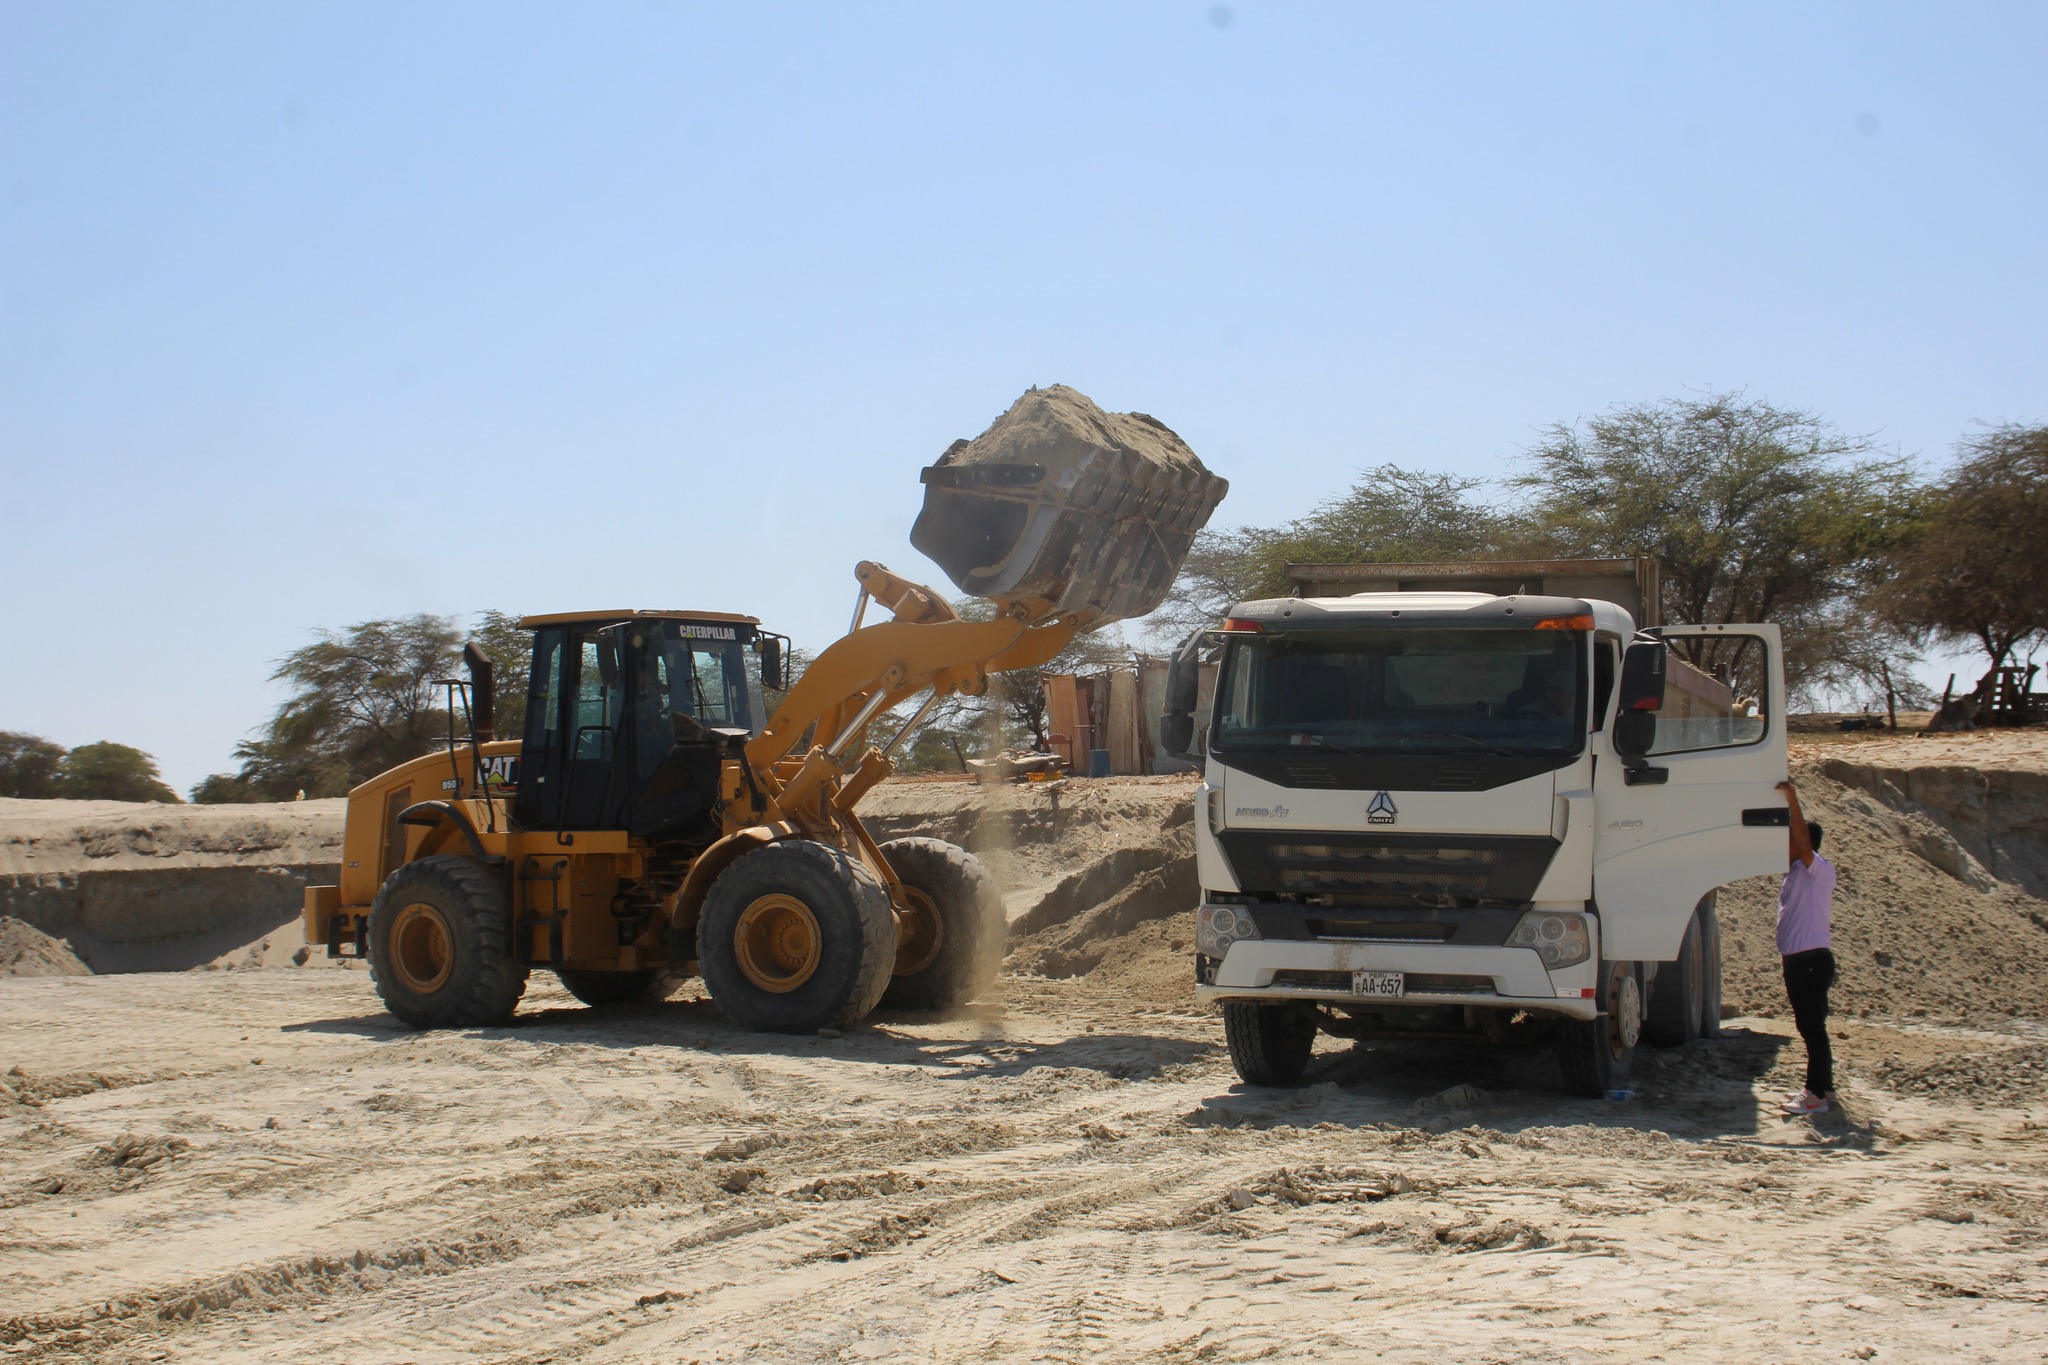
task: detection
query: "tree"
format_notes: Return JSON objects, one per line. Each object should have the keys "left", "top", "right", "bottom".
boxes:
{"left": 56, "top": 742, "right": 180, "bottom": 803}
{"left": 0, "top": 732, "right": 67, "bottom": 798}
{"left": 225, "top": 614, "right": 465, "bottom": 799}
{"left": 468, "top": 609, "right": 532, "bottom": 739}
{"left": 190, "top": 772, "right": 262, "bottom": 804}
{"left": 1874, "top": 423, "right": 2048, "bottom": 675}
{"left": 1152, "top": 465, "right": 1523, "bottom": 638}
{"left": 1516, "top": 393, "right": 1917, "bottom": 699}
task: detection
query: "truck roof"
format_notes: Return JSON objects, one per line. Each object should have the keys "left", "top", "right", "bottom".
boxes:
{"left": 516, "top": 609, "right": 763, "bottom": 630}
{"left": 1225, "top": 591, "right": 1637, "bottom": 635}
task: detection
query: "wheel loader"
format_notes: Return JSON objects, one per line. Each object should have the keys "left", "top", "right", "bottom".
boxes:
{"left": 301, "top": 386, "right": 1227, "bottom": 1033}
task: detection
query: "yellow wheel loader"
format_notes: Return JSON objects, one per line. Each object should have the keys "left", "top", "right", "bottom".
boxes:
{"left": 302, "top": 386, "right": 1227, "bottom": 1033}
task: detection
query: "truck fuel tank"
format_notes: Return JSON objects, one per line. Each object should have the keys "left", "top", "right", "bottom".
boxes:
{"left": 910, "top": 385, "right": 1229, "bottom": 629}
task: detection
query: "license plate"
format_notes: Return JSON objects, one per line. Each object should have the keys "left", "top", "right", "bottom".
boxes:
{"left": 1351, "top": 970, "right": 1403, "bottom": 998}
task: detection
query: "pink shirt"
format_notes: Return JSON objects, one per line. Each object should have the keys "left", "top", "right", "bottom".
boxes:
{"left": 1777, "top": 854, "right": 1836, "bottom": 956}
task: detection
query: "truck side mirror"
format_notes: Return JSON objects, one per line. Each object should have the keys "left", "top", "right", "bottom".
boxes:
{"left": 757, "top": 635, "right": 784, "bottom": 692}
{"left": 1612, "top": 710, "right": 1656, "bottom": 763}
{"left": 1160, "top": 628, "right": 1205, "bottom": 758}
{"left": 1617, "top": 640, "right": 1666, "bottom": 713}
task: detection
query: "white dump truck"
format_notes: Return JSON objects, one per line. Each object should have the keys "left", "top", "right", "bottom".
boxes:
{"left": 1159, "top": 559, "right": 1791, "bottom": 1095}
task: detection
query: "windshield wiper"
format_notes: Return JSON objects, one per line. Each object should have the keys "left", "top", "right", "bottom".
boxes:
{"left": 1416, "top": 731, "right": 1517, "bottom": 756}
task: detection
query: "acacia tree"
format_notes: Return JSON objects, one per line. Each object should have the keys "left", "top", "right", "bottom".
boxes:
{"left": 1875, "top": 423, "right": 2048, "bottom": 675}
{"left": 56, "top": 742, "right": 181, "bottom": 803}
{"left": 1152, "top": 465, "right": 1521, "bottom": 638}
{"left": 1515, "top": 393, "right": 1917, "bottom": 699}
{"left": 0, "top": 732, "right": 67, "bottom": 798}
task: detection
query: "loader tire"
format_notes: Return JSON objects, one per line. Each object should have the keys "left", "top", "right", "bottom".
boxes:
{"left": 368, "top": 855, "right": 528, "bottom": 1030}
{"left": 1697, "top": 895, "right": 1724, "bottom": 1040}
{"left": 1557, "top": 959, "right": 1641, "bottom": 1097}
{"left": 1223, "top": 1002, "right": 1318, "bottom": 1087}
{"left": 698, "top": 840, "right": 897, "bottom": 1034}
{"left": 1643, "top": 913, "right": 1705, "bottom": 1048}
{"left": 876, "top": 837, "right": 1004, "bottom": 1012}
{"left": 555, "top": 969, "right": 666, "bottom": 1008}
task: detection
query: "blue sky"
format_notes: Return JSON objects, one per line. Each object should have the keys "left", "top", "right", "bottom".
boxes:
{"left": 3, "top": 2, "right": 2043, "bottom": 792}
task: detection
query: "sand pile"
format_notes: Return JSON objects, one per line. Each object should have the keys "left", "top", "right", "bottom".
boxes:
{"left": 0, "top": 798, "right": 343, "bottom": 973}
{"left": 865, "top": 733, "right": 2048, "bottom": 1028}
{"left": 0, "top": 916, "right": 90, "bottom": 977}
{"left": 1717, "top": 745, "right": 2048, "bottom": 1022}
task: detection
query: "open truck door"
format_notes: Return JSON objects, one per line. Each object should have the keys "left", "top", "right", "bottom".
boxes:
{"left": 1592, "top": 622, "right": 1790, "bottom": 962}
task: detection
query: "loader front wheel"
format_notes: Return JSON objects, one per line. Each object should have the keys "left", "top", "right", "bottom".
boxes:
{"left": 698, "top": 841, "right": 896, "bottom": 1034}
{"left": 368, "top": 855, "right": 528, "bottom": 1029}
{"left": 877, "top": 838, "right": 1004, "bottom": 1012}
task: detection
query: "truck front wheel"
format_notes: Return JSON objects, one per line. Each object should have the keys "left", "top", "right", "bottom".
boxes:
{"left": 368, "top": 855, "right": 529, "bottom": 1029}
{"left": 1642, "top": 913, "right": 1705, "bottom": 1047}
{"left": 1558, "top": 960, "right": 1641, "bottom": 1096}
{"left": 1223, "top": 1002, "right": 1318, "bottom": 1087}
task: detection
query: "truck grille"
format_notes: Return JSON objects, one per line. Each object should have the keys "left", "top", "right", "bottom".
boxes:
{"left": 1218, "top": 831, "right": 1559, "bottom": 904}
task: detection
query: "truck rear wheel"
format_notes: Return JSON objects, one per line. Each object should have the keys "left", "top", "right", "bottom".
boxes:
{"left": 698, "top": 840, "right": 896, "bottom": 1034}
{"left": 876, "top": 837, "right": 1004, "bottom": 1011}
{"left": 1643, "top": 914, "right": 1705, "bottom": 1047}
{"left": 555, "top": 969, "right": 665, "bottom": 1008}
{"left": 1697, "top": 896, "right": 1724, "bottom": 1039}
{"left": 368, "top": 855, "right": 528, "bottom": 1029}
{"left": 1223, "top": 1002, "right": 1318, "bottom": 1087}
{"left": 1558, "top": 959, "right": 1641, "bottom": 1097}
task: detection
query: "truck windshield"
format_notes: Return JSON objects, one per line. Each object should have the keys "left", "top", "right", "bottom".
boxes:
{"left": 1213, "top": 628, "right": 1586, "bottom": 757}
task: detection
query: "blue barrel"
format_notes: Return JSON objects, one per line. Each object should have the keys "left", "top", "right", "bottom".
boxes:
{"left": 1088, "top": 749, "right": 1112, "bottom": 778}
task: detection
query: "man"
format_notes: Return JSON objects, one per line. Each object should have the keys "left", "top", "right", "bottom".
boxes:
{"left": 1776, "top": 779, "right": 1837, "bottom": 1116}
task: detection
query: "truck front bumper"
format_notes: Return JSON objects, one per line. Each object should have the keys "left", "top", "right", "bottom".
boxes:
{"left": 1194, "top": 938, "right": 1600, "bottom": 1021}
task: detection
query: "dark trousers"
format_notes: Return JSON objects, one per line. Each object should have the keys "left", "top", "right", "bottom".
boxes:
{"left": 1782, "top": 948, "right": 1837, "bottom": 1096}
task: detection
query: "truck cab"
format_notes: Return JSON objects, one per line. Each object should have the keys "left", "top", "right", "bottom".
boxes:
{"left": 1163, "top": 579, "right": 1789, "bottom": 1094}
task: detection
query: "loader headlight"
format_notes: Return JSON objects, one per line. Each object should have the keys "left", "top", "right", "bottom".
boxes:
{"left": 1197, "top": 901, "right": 1262, "bottom": 957}
{"left": 1508, "top": 911, "right": 1591, "bottom": 970}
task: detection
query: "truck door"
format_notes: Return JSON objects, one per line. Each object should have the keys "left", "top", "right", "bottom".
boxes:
{"left": 1592, "top": 623, "right": 1789, "bottom": 961}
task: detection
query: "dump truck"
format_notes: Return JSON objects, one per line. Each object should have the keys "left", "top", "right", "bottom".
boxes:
{"left": 1160, "top": 557, "right": 1788, "bottom": 1095}
{"left": 303, "top": 386, "right": 1226, "bottom": 1034}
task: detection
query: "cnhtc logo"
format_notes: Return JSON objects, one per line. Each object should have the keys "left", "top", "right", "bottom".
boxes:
{"left": 1366, "top": 791, "right": 1398, "bottom": 825}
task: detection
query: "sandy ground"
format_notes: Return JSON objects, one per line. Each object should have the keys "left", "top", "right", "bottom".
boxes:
{"left": 4, "top": 729, "right": 2047, "bottom": 1361}
{"left": 3, "top": 970, "right": 2046, "bottom": 1364}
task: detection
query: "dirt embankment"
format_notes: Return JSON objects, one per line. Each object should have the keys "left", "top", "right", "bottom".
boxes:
{"left": 0, "top": 798, "right": 344, "bottom": 975}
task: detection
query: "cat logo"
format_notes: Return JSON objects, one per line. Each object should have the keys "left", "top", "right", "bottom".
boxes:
{"left": 1366, "top": 791, "right": 1398, "bottom": 825}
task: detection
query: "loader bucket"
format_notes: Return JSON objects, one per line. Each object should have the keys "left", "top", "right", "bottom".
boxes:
{"left": 910, "top": 385, "right": 1229, "bottom": 628}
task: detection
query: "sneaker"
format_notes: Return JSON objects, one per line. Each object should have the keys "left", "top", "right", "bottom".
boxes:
{"left": 1781, "top": 1091, "right": 1829, "bottom": 1116}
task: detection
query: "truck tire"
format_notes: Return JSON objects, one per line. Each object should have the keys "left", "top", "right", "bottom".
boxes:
{"left": 368, "top": 855, "right": 529, "bottom": 1029}
{"left": 1557, "top": 959, "right": 1641, "bottom": 1097}
{"left": 698, "top": 840, "right": 897, "bottom": 1034}
{"left": 555, "top": 969, "right": 665, "bottom": 1007}
{"left": 1642, "top": 914, "right": 1704, "bottom": 1047}
{"left": 1697, "top": 895, "right": 1724, "bottom": 1039}
{"left": 1223, "top": 1002, "right": 1318, "bottom": 1087}
{"left": 876, "top": 837, "right": 1004, "bottom": 1011}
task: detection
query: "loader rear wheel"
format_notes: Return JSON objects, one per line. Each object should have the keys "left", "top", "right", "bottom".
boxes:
{"left": 368, "top": 855, "right": 528, "bottom": 1030}
{"left": 1223, "top": 1002, "right": 1318, "bottom": 1087}
{"left": 698, "top": 841, "right": 896, "bottom": 1034}
{"left": 1557, "top": 959, "right": 1641, "bottom": 1097}
{"left": 877, "top": 838, "right": 1004, "bottom": 1012}
{"left": 555, "top": 969, "right": 665, "bottom": 1008}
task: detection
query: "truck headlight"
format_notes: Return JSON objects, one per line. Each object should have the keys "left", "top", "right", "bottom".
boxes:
{"left": 1197, "top": 901, "right": 1262, "bottom": 957}
{"left": 1508, "top": 911, "right": 1591, "bottom": 970}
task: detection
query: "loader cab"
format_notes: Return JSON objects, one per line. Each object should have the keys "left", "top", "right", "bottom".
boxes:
{"left": 512, "top": 611, "right": 765, "bottom": 840}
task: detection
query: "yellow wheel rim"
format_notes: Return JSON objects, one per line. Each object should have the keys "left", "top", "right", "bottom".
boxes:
{"left": 734, "top": 894, "right": 822, "bottom": 993}
{"left": 390, "top": 901, "right": 455, "bottom": 994}
{"left": 892, "top": 886, "right": 944, "bottom": 977}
